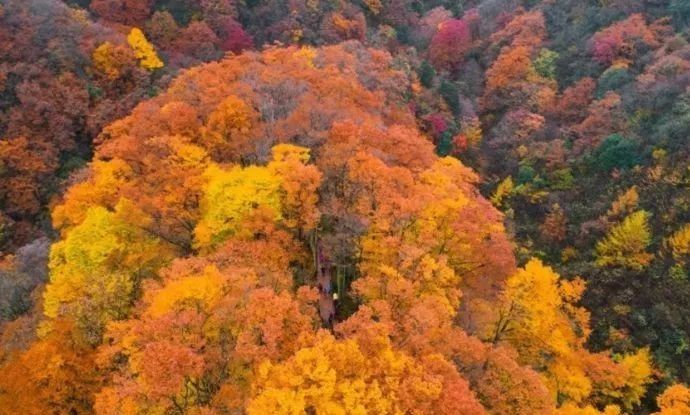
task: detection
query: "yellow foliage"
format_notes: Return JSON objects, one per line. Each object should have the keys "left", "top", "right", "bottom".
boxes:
{"left": 462, "top": 117, "right": 483, "bottom": 147}
{"left": 147, "top": 265, "right": 225, "bottom": 317}
{"left": 127, "top": 28, "right": 163, "bottom": 70}
{"left": 503, "top": 259, "right": 573, "bottom": 355}
{"left": 247, "top": 334, "right": 442, "bottom": 415}
{"left": 616, "top": 348, "right": 654, "bottom": 410}
{"left": 44, "top": 201, "right": 173, "bottom": 328}
{"left": 195, "top": 144, "right": 321, "bottom": 250}
{"left": 555, "top": 404, "right": 622, "bottom": 415}
{"left": 607, "top": 186, "right": 639, "bottom": 218}
{"left": 596, "top": 210, "right": 653, "bottom": 269}
{"left": 170, "top": 142, "right": 208, "bottom": 167}
{"left": 194, "top": 163, "right": 283, "bottom": 250}
{"left": 491, "top": 176, "right": 514, "bottom": 207}
{"left": 92, "top": 42, "right": 122, "bottom": 79}
{"left": 291, "top": 28, "right": 304, "bottom": 43}
{"left": 667, "top": 223, "right": 690, "bottom": 265}
{"left": 499, "top": 258, "right": 654, "bottom": 407}
{"left": 52, "top": 159, "right": 133, "bottom": 233}
{"left": 292, "top": 46, "right": 317, "bottom": 68}
{"left": 561, "top": 247, "right": 578, "bottom": 262}
{"left": 501, "top": 259, "right": 594, "bottom": 401}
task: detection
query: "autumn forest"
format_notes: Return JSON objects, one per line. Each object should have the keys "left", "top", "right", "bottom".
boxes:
{"left": 0, "top": 0, "right": 689, "bottom": 413}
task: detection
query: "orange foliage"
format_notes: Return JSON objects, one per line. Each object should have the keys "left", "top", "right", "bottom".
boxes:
{"left": 590, "top": 14, "right": 662, "bottom": 65}
{"left": 0, "top": 320, "right": 101, "bottom": 415}
{"left": 0, "top": 137, "right": 51, "bottom": 216}
{"left": 2, "top": 40, "right": 656, "bottom": 415}
{"left": 489, "top": 9, "right": 546, "bottom": 50}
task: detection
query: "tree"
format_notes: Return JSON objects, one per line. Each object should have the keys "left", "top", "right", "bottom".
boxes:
{"left": 555, "top": 78, "right": 596, "bottom": 122}
{"left": 418, "top": 60, "right": 436, "bottom": 88}
{"left": 44, "top": 201, "right": 174, "bottom": 342}
{"left": 173, "top": 21, "right": 222, "bottom": 62}
{"left": 92, "top": 42, "right": 136, "bottom": 80}
{"left": 267, "top": 144, "right": 322, "bottom": 236}
{"left": 572, "top": 93, "right": 628, "bottom": 151}
{"left": 593, "top": 134, "right": 641, "bottom": 172}
{"left": 654, "top": 384, "right": 690, "bottom": 414}
{"left": 495, "top": 259, "right": 653, "bottom": 407}
{"left": 475, "top": 346, "right": 553, "bottom": 415}
{"left": 247, "top": 334, "right": 486, "bottom": 415}
{"left": 596, "top": 211, "right": 653, "bottom": 270}
{"left": 0, "top": 320, "right": 101, "bottom": 415}
{"left": 485, "top": 46, "right": 533, "bottom": 96}
{"left": 200, "top": 95, "right": 258, "bottom": 162}
{"left": 127, "top": 28, "right": 164, "bottom": 70}
{"left": 144, "top": 11, "right": 180, "bottom": 49}
{"left": 94, "top": 259, "right": 319, "bottom": 414}
{"left": 534, "top": 48, "right": 559, "bottom": 79}
{"left": 590, "top": 14, "right": 660, "bottom": 65}
{"left": 90, "top": 0, "right": 154, "bottom": 25}
{"left": 429, "top": 19, "right": 472, "bottom": 69}
{"left": 666, "top": 224, "right": 690, "bottom": 265}
{"left": 488, "top": 9, "right": 546, "bottom": 50}
{"left": 0, "top": 137, "right": 51, "bottom": 217}
{"left": 671, "top": 0, "right": 690, "bottom": 25}
{"left": 491, "top": 176, "right": 514, "bottom": 207}
{"left": 607, "top": 187, "right": 639, "bottom": 219}
{"left": 482, "top": 45, "right": 554, "bottom": 112}
{"left": 216, "top": 17, "right": 253, "bottom": 53}
{"left": 540, "top": 203, "right": 567, "bottom": 244}
{"left": 321, "top": 9, "right": 367, "bottom": 43}
{"left": 194, "top": 163, "right": 283, "bottom": 250}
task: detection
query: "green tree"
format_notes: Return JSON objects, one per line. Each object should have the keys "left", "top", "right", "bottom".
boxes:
{"left": 593, "top": 134, "right": 641, "bottom": 172}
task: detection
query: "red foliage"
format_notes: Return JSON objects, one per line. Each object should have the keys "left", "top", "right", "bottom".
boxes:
{"left": 592, "top": 34, "right": 620, "bottom": 65}
{"left": 172, "top": 21, "right": 221, "bottom": 62}
{"left": 217, "top": 17, "right": 253, "bottom": 54}
{"left": 590, "top": 14, "right": 660, "bottom": 65}
{"left": 90, "top": 0, "right": 154, "bottom": 25}
{"left": 427, "top": 113, "right": 448, "bottom": 136}
{"left": 0, "top": 137, "right": 51, "bottom": 217}
{"left": 429, "top": 19, "right": 472, "bottom": 69}
{"left": 554, "top": 77, "right": 596, "bottom": 122}
{"left": 452, "top": 134, "right": 469, "bottom": 155}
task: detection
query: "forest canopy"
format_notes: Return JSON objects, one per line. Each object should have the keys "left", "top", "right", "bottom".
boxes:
{"left": 1, "top": 0, "right": 690, "bottom": 414}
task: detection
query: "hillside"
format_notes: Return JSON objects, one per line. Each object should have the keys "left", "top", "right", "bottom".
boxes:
{"left": 0, "top": 0, "right": 689, "bottom": 413}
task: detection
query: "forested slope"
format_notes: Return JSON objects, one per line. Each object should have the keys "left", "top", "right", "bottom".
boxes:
{"left": 0, "top": 0, "right": 689, "bottom": 413}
